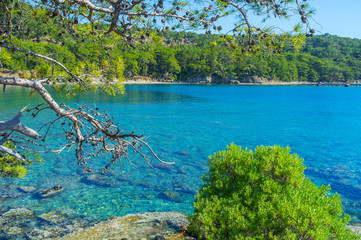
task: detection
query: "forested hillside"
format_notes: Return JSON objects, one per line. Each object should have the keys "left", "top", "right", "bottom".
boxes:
{"left": 125, "top": 32, "right": 361, "bottom": 82}
{"left": 1, "top": 9, "right": 360, "bottom": 83}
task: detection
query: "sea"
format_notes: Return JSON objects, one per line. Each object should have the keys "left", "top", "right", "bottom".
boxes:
{"left": 1, "top": 84, "right": 361, "bottom": 223}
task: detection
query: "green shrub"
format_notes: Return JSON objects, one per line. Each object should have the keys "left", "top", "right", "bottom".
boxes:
{"left": 0, "top": 141, "right": 41, "bottom": 178}
{"left": 189, "top": 144, "right": 358, "bottom": 240}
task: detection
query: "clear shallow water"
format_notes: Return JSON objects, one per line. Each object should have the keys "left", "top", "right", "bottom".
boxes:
{"left": 1, "top": 84, "right": 361, "bottom": 222}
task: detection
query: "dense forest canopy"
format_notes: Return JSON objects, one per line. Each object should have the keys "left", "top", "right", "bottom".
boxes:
{"left": 0, "top": 0, "right": 314, "bottom": 85}
{"left": 124, "top": 32, "right": 361, "bottom": 82}
{"left": 1, "top": 5, "right": 359, "bottom": 83}
{"left": 2, "top": 28, "right": 361, "bottom": 83}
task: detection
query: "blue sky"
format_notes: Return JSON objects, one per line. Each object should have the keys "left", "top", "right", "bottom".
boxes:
{"left": 310, "top": 0, "right": 361, "bottom": 39}
{"left": 218, "top": 0, "right": 361, "bottom": 39}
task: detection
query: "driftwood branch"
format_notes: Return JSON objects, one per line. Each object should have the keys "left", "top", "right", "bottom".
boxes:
{"left": 0, "top": 145, "right": 25, "bottom": 161}
{"left": 0, "top": 131, "right": 25, "bottom": 161}
{"left": 0, "top": 106, "right": 41, "bottom": 161}
{"left": 0, "top": 76, "right": 172, "bottom": 173}
{"left": 0, "top": 106, "right": 42, "bottom": 139}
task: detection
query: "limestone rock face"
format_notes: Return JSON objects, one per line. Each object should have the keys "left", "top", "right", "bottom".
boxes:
{"left": 60, "top": 211, "right": 195, "bottom": 240}
{"left": 238, "top": 75, "right": 271, "bottom": 84}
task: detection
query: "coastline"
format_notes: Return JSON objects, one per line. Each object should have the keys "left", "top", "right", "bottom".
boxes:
{"left": 122, "top": 80, "right": 358, "bottom": 86}
{"left": 123, "top": 75, "right": 361, "bottom": 86}
{"left": 1, "top": 70, "right": 358, "bottom": 86}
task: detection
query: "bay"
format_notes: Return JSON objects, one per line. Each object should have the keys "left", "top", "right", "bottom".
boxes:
{"left": 1, "top": 84, "right": 361, "bottom": 222}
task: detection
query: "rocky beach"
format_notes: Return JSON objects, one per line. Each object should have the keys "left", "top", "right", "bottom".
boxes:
{"left": 1, "top": 182, "right": 361, "bottom": 239}
{"left": 0, "top": 183, "right": 193, "bottom": 239}
{"left": 123, "top": 76, "right": 361, "bottom": 86}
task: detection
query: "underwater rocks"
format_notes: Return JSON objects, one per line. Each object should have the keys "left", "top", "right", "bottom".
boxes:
{"left": 0, "top": 207, "right": 97, "bottom": 240}
{"left": 172, "top": 182, "right": 197, "bottom": 195}
{"left": 0, "top": 207, "right": 36, "bottom": 239}
{"left": 0, "top": 185, "right": 25, "bottom": 200}
{"left": 173, "top": 150, "right": 190, "bottom": 157}
{"left": 39, "top": 185, "right": 64, "bottom": 198}
{"left": 0, "top": 184, "right": 64, "bottom": 201}
{"left": 0, "top": 206, "right": 358, "bottom": 239}
{"left": 306, "top": 166, "right": 361, "bottom": 201}
{"left": 82, "top": 174, "right": 122, "bottom": 187}
{"left": 159, "top": 191, "right": 181, "bottom": 202}
{"left": 0, "top": 207, "right": 34, "bottom": 221}
{"left": 16, "top": 185, "right": 37, "bottom": 194}
{"left": 60, "top": 211, "right": 195, "bottom": 240}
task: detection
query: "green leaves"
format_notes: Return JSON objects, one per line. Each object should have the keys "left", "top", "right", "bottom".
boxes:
{"left": 3, "top": 4, "right": 360, "bottom": 85}
{"left": 189, "top": 145, "right": 359, "bottom": 240}
{"left": 0, "top": 141, "right": 41, "bottom": 178}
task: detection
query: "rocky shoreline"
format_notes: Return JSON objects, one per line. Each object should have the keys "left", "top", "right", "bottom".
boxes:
{"left": 1, "top": 204, "right": 360, "bottom": 239}
{"left": 0, "top": 205, "right": 192, "bottom": 239}
{"left": 0, "top": 181, "right": 196, "bottom": 239}
{"left": 0, "top": 182, "right": 360, "bottom": 239}
{"left": 1, "top": 70, "right": 358, "bottom": 86}
{"left": 1, "top": 183, "right": 361, "bottom": 239}
{"left": 0, "top": 206, "right": 97, "bottom": 240}
{"left": 124, "top": 76, "right": 361, "bottom": 86}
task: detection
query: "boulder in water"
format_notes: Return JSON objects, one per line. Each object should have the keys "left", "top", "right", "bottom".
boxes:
{"left": 173, "top": 150, "right": 190, "bottom": 157}
{"left": 159, "top": 191, "right": 181, "bottom": 201}
{"left": 40, "top": 185, "right": 64, "bottom": 198}
{"left": 82, "top": 174, "right": 121, "bottom": 187}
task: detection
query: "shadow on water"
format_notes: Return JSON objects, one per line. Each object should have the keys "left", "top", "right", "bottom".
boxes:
{"left": 0, "top": 85, "right": 202, "bottom": 108}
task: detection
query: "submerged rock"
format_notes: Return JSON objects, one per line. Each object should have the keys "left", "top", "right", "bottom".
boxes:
{"left": 3, "top": 226, "right": 23, "bottom": 238}
{"left": 16, "top": 185, "right": 38, "bottom": 193}
{"left": 60, "top": 212, "right": 194, "bottom": 240}
{"left": 82, "top": 174, "right": 121, "bottom": 187}
{"left": 27, "top": 229, "right": 54, "bottom": 240}
{"left": 0, "top": 207, "right": 96, "bottom": 240}
{"left": 38, "top": 211, "right": 69, "bottom": 225}
{"left": 153, "top": 163, "right": 176, "bottom": 174}
{"left": 0, "top": 208, "right": 36, "bottom": 239}
{"left": 174, "top": 150, "right": 190, "bottom": 157}
{"left": 40, "top": 185, "right": 64, "bottom": 198}
{"left": 0, "top": 186, "right": 25, "bottom": 200}
{"left": 1, "top": 207, "right": 34, "bottom": 219}
{"left": 159, "top": 191, "right": 181, "bottom": 201}
{"left": 173, "top": 182, "right": 196, "bottom": 195}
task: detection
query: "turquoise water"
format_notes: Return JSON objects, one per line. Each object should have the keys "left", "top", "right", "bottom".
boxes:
{"left": 1, "top": 84, "right": 361, "bottom": 222}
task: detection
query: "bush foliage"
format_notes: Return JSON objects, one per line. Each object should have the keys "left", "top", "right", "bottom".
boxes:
{"left": 0, "top": 141, "right": 42, "bottom": 178}
{"left": 189, "top": 145, "right": 359, "bottom": 240}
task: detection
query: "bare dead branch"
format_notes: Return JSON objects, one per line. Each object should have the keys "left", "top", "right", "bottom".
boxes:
{"left": 0, "top": 145, "right": 25, "bottom": 161}
{"left": 0, "top": 76, "right": 173, "bottom": 173}
{"left": 0, "top": 106, "right": 42, "bottom": 139}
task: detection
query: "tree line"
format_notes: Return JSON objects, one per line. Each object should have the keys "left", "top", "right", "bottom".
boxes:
{"left": 124, "top": 32, "right": 361, "bottom": 82}
{"left": 1, "top": 10, "right": 360, "bottom": 83}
